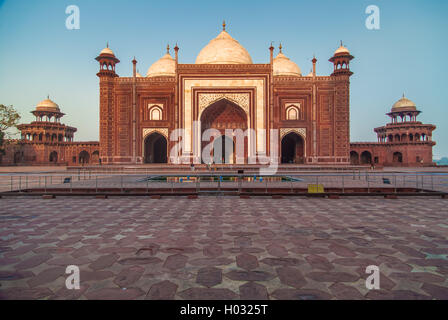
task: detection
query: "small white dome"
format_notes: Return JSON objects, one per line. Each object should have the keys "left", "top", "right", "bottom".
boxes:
{"left": 391, "top": 95, "right": 417, "bottom": 112}
{"left": 196, "top": 29, "right": 253, "bottom": 64}
{"left": 146, "top": 53, "right": 175, "bottom": 77}
{"left": 136, "top": 72, "right": 143, "bottom": 77}
{"left": 334, "top": 45, "right": 350, "bottom": 55}
{"left": 100, "top": 47, "right": 115, "bottom": 55}
{"left": 273, "top": 52, "right": 302, "bottom": 77}
{"left": 36, "top": 98, "right": 60, "bottom": 112}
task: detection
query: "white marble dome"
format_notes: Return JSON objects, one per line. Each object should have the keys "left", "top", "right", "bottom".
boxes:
{"left": 100, "top": 47, "right": 115, "bottom": 56}
{"left": 36, "top": 98, "right": 60, "bottom": 112}
{"left": 146, "top": 53, "right": 175, "bottom": 77}
{"left": 334, "top": 44, "right": 350, "bottom": 55}
{"left": 273, "top": 52, "right": 302, "bottom": 77}
{"left": 196, "top": 29, "right": 253, "bottom": 64}
{"left": 391, "top": 95, "right": 417, "bottom": 112}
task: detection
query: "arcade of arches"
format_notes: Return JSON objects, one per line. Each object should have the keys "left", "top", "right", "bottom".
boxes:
{"left": 1, "top": 97, "right": 100, "bottom": 166}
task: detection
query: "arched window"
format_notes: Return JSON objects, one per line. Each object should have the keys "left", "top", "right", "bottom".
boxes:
{"left": 286, "top": 106, "right": 299, "bottom": 120}
{"left": 149, "top": 105, "right": 162, "bottom": 121}
{"left": 285, "top": 104, "right": 301, "bottom": 120}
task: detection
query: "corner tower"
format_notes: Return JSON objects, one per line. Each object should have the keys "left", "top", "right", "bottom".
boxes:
{"left": 96, "top": 44, "right": 119, "bottom": 164}
{"left": 329, "top": 42, "right": 354, "bottom": 76}
{"left": 329, "top": 42, "right": 355, "bottom": 162}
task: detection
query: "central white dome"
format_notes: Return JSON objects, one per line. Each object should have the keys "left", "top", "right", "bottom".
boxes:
{"left": 196, "top": 29, "right": 253, "bottom": 64}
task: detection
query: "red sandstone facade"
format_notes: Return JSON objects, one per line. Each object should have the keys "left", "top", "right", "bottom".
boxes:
{"left": 96, "top": 27, "right": 354, "bottom": 165}
{"left": 0, "top": 25, "right": 437, "bottom": 168}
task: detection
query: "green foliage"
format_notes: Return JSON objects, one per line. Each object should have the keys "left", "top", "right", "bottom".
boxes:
{"left": 0, "top": 130, "right": 4, "bottom": 155}
{"left": 0, "top": 104, "right": 21, "bottom": 132}
{"left": 0, "top": 104, "right": 21, "bottom": 152}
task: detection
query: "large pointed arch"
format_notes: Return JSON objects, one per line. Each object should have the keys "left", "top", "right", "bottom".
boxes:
{"left": 199, "top": 98, "right": 248, "bottom": 164}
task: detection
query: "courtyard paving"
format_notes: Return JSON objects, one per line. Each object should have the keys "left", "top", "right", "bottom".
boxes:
{"left": 0, "top": 196, "right": 447, "bottom": 300}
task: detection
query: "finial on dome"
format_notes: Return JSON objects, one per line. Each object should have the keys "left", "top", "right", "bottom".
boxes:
{"left": 340, "top": 40, "right": 343, "bottom": 47}
{"left": 47, "top": 94, "right": 49, "bottom": 99}
{"left": 279, "top": 43, "right": 283, "bottom": 53}
{"left": 403, "top": 93, "right": 405, "bottom": 98}
{"left": 222, "top": 20, "right": 226, "bottom": 31}
{"left": 166, "top": 44, "right": 170, "bottom": 54}
{"left": 107, "top": 42, "right": 109, "bottom": 48}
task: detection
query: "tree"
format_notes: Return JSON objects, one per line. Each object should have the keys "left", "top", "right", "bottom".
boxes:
{"left": 0, "top": 104, "right": 21, "bottom": 154}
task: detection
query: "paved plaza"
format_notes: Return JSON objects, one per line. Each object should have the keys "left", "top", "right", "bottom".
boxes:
{"left": 0, "top": 196, "right": 447, "bottom": 300}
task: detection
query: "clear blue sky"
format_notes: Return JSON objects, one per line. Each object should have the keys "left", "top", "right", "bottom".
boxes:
{"left": 0, "top": 0, "right": 447, "bottom": 158}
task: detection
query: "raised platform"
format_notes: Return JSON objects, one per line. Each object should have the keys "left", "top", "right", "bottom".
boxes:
{"left": 67, "top": 163, "right": 373, "bottom": 174}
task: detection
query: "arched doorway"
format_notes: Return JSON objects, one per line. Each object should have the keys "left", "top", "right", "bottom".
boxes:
{"left": 49, "top": 151, "right": 58, "bottom": 163}
{"left": 350, "top": 151, "right": 359, "bottom": 165}
{"left": 200, "top": 99, "right": 247, "bottom": 164}
{"left": 79, "top": 151, "right": 90, "bottom": 164}
{"left": 281, "top": 132, "right": 304, "bottom": 164}
{"left": 393, "top": 152, "right": 403, "bottom": 163}
{"left": 360, "top": 151, "right": 372, "bottom": 164}
{"left": 92, "top": 150, "right": 100, "bottom": 163}
{"left": 144, "top": 132, "right": 167, "bottom": 163}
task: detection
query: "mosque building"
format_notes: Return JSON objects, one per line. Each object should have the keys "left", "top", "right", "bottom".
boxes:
{"left": 0, "top": 23, "right": 436, "bottom": 167}
{"left": 96, "top": 22, "right": 354, "bottom": 165}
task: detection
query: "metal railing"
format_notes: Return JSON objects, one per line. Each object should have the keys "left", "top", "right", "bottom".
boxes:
{"left": 1, "top": 171, "right": 447, "bottom": 195}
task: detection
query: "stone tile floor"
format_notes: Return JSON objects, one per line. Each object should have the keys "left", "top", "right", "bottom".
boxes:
{"left": 0, "top": 196, "right": 447, "bottom": 300}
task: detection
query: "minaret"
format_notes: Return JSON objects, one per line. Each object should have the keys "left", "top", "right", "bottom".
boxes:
{"left": 95, "top": 43, "right": 120, "bottom": 77}
{"left": 132, "top": 57, "right": 137, "bottom": 163}
{"left": 329, "top": 41, "right": 354, "bottom": 163}
{"left": 329, "top": 41, "right": 354, "bottom": 76}
{"left": 95, "top": 44, "right": 120, "bottom": 164}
